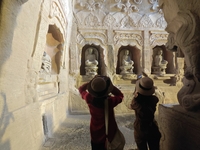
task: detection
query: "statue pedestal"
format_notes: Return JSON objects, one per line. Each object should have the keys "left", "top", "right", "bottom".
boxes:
{"left": 152, "top": 65, "right": 167, "bottom": 76}
{"left": 120, "top": 65, "right": 133, "bottom": 75}
{"left": 159, "top": 104, "right": 200, "bottom": 150}
{"left": 85, "top": 66, "right": 98, "bottom": 76}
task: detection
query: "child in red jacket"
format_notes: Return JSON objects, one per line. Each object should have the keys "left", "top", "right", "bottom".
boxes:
{"left": 130, "top": 77, "right": 161, "bottom": 150}
{"left": 79, "top": 75, "right": 124, "bottom": 150}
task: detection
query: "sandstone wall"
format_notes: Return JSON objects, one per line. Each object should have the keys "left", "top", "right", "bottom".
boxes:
{"left": 0, "top": 0, "right": 72, "bottom": 149}
{"left": 68, "top": 0, "right": 181, "bottom": 115}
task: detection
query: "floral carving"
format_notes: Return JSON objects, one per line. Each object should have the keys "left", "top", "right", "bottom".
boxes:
{"left": 149, "top": 32, "right": 168, "bottom": 46}
{"left": 115, "top": 0, "right": 139, "bottom": 13}
{"left": 114, "top": 32, "right": 143, "bottom": 46}
{"left": 148, "top": 0, "right": 159, "bottom": 11}
{"left": 103, "top": 14, "right": 118, "bottom": 27}
{"left": 121, "top": 16, "right": 137, "bottom": 28}
{"left": 77, "top": 0, "right": 105, "bottom": 11}
{"left": 138, "top": 15, "right": 154, "bottom": 28}
{"left": 85, "top": 13, "right": 101, "bottom": 27}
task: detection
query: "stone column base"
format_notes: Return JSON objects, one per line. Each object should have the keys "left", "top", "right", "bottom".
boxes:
{"left": 158, "top": 104, "right": 200, "bottom": 150}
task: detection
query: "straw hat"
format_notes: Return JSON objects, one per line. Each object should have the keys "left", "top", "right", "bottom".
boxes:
{"left": 135, "top": 77, "right": 155, "bottom": 96}
{"left": 87, "top": 76, "right": 113, "bottom": 97}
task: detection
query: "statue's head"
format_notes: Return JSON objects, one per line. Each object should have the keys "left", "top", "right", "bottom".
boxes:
{"left": 157, "top": 49, "right": 163, "bottom": 55}
{"left": 88, "top": 48, "right": 93, "bottom": 54}
{"left": 124, "top": 49, "right": 129, "bottom": 55}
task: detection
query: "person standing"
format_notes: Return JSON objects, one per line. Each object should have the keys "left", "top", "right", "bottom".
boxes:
{"left": 130, "top": 77, "right": 161, "bottom": 150}
{"left": 79, "top": 75, "right": 124, "bottom": 150}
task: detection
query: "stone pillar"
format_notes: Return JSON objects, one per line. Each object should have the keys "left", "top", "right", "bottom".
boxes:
{"left": 143, "top": 30, "right": 151, "bottom": 75}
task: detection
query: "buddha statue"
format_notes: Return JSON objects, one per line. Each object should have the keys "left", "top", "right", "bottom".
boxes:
{"left": 120, "top": 49, "right": 134, "bottom": 74}
{"left": 85, "top": 47, "right": 98, "bottom": 76}
{"left": 152, "top": 49, "right": 168, "bottom": 75}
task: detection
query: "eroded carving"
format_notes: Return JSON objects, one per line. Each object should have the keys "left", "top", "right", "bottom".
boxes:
{"left": 40, "top": 51, "right": 52, "bottom": 74}
{"left": 49, "top": 1, "right": 66, "bottom": 34}
{"left": 165, "top": 10, "right": 200, "bottom": 111}
{"left": 85, "top": 13, "right": 101, "bottom": 27}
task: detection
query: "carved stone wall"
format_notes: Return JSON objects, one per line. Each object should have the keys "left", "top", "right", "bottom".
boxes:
{"left": 0, "top": 0, "right": 72, "bottom": 150}
{"left": 69, "top": 0, "right": 180, "bottom": 114}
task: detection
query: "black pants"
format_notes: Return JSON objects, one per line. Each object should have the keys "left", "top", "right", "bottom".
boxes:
{"left": 91, "top": 141, "right": 106, "bottom": 150}
{"left": 134, "top": 123, "right": 161, "bottom": 150}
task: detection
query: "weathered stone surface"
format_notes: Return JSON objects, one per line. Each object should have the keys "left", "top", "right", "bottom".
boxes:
{"left": 159, "top": 104, "right": 200, "bottom": 150}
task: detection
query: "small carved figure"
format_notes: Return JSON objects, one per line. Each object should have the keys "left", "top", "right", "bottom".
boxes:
{"left": 85, "top": 48, "right": 98, "bottom": 67}
{"left": 41, "top": 51, "right": 52, "bottom": 74}
{"left": 154, "top": 49, "right": 167, "bottom": 67}
{"left": 120, "top": 50, "right": 134, "bottom": 74}
{"left": 152, "top": 49, "right": 168, "bottom": 75}
{"left": 85, "top": 47, "right": 98, "bottom": 76}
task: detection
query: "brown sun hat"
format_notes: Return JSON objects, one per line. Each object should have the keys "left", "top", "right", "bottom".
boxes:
{"left": 87, "top": 76, "right": 113, "bottom": 97}
{"left": 135, "top": 77, "right": 155, "bottom": 96}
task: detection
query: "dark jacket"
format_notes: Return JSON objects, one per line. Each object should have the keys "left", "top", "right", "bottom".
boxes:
{"left": 131, "top": 93, "right": 159, "bottom": 132}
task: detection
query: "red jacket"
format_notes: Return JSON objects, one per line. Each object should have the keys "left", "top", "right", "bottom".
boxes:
{"left": 79, "top": 83, "right": 124, "bottom": 143}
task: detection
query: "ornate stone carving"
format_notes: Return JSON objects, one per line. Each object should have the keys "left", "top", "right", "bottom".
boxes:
{"left": 165, "top": 10, "right": 200, "bottom": 111}
{"left": 49, "top": 1, "right": 67, "bottom": 35}
{"left": 77, "top": 0, "right": 105, "bottom": 11}
{"left": 138, "top": 15, "right": 154, "bottom": 28}
{"left": 85, "top": 13, "right": 101, "bottom": 27}
{"left": 103, "top": 14, "right": 119, "bottom": 28}
{"left": 148, "top": 0, "right": 159, "bottom": 11}
{"left": 121, "top": 16, "right": 137, "bottom": 28}
{"left": 156, "top": 15, "right": 167, "bottom": 28}
{"left": 149, "top": 31, "right": 168, "bottom": 47}
{"left": 115, "top": 0, "right": 139, "bottom": 13}
{"left": 77, "top": 31, "right": 107, "bottom": 45}
{"left": 114, "top": 32, "right": 143, "bottom": 46}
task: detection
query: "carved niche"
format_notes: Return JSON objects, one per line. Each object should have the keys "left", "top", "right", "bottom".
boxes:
{"left": 116, "top": 45, "right": 141, "bottom": 76}
{"left": 80, "top": 45, "right": 105, "bottom": 76}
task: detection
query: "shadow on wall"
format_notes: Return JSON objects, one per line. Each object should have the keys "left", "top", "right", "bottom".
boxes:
{"left": 0, "top": 1, "right": 25, "bottom": 77}
{"left": 0, "top": 92, "right": 15, "bottom": 150}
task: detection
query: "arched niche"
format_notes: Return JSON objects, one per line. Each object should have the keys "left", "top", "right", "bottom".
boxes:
{"left": 42, "top": 24, "right": 64, "bottom": 75}
{"left": 116, "top": 45, "right": 141, "bottom": 75}
{"left": 80, "top": 44, "right": 105, "bottom": 75}
{"left": 151, "top": 45, "right": 176, "bottom": 74}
